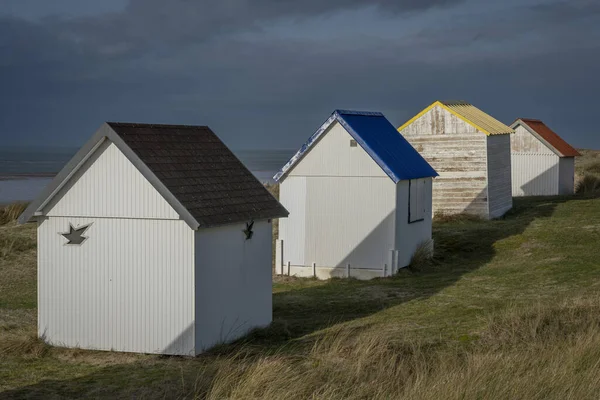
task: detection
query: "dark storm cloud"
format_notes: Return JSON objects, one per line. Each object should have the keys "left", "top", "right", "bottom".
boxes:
{"left": 0, "top": 0, "right": 599, "bottom": 149}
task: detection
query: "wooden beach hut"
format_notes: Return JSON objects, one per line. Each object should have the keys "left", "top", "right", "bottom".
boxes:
{"left": 397, "top": 100, "right": 513, "bottom": 219}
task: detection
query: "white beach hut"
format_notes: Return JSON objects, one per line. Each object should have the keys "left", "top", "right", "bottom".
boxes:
{"left": 510, "top": 118, "right": 580, "bottom": 196}
{"left": 274, "top": 110, "right": 438, "bottom": 280}
{"left": 19, "top": 122, "right": 288, "bottom": 356}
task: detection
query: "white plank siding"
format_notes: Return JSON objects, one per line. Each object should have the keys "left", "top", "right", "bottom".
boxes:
{"left": 487, "top": 135, "right": 513, "bottom": 217}
{"left": 279, "top": 121, "right": 409, "bottom": 279}
{"left": 278, "top": 177, "right": 306, "bottom": 267}
{"left": 511, "top": 154, "right": 559, "bottom": 196}
{"left": 45, "top": 141, "right": 179, "bottom": 220}
{"left": 559, "top": 157, "right": 576, "bottom": 195}
{"left": 38, "top": 217, "right": 195, "bottom": 355}
{"left": 289, "top": 122, "right": 388, "bottom": 178}
{"left": 395, "top": 178, "right": 433, "bottom": 268}
{"left": 304, "top": 176, "right": 396, "bottom": 270}
{"left": 194, "top": 221, "right": 272, "bottom": 352}
{"left": 511, "top": 125, "right": 561, "bottom": 197}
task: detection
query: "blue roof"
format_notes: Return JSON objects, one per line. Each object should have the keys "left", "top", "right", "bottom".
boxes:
{"left": 274, "top": 110, "right": 438, "bottom": 183}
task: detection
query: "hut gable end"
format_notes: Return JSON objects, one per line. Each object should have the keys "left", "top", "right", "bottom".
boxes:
{"left": 45, "top": 140, "right": 179, "bottom": 220}
{"left": 288, "top": 121, "right": 388, "bottom": 178}
{"left": 511, "top": 125, "right": 555, "bottom": 155}
{"left": 399, "top": 104, "right": 481, "bottom": 136}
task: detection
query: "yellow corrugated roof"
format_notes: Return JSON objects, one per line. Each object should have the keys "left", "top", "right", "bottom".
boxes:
{"left": 398, "top": 100, "right": 514, "bottom": 136}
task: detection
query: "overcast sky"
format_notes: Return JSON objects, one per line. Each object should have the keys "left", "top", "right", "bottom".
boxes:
{"left": 1, "top": 0, "right": 599, "bottom": 150}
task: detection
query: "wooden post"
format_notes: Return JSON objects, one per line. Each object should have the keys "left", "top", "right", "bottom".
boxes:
{"left": 346, "top": 263, "right": 350, "bottom": 278}
{"left": 287, "top": 261, "right": 291, "bottom": 277}
{"left": 312, "top": 262, "right": 317, "bottom": 278}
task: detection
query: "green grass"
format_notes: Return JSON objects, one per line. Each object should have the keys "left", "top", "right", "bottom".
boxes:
{"left": 2, "top": 195, "right": 600, "bottom": 398}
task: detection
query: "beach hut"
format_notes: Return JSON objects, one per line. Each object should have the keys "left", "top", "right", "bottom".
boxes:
{"left": 397, "top": 100, "right": 513, "bottom": 219}
{"left": 18, "top": 122, "right": 288, "bottom": 355}
{"left": 510, "top": 118, "right": 580, "bottom": 196}
{"left": 274, "top": 110, "right": 438, "bottom": 280}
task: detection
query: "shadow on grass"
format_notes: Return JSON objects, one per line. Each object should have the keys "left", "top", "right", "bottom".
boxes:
{"left": 2, "top": 195, "right": 597, "bottom": 399}
{"left": 251, "top": 195, "right": 590, "bottom": 345}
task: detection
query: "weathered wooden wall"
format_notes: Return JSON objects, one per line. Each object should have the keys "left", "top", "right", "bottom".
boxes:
{"left": 399, "top": 105, "right": 490, "bottom": 218}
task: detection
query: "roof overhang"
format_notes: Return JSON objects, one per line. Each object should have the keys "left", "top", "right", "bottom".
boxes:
{"left": 18, "top": 123, "right": 201, "bottom": 230}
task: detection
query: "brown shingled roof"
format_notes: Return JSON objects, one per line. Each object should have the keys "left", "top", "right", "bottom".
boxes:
{"left": 108, "top": 122, "right": 289, "bottom": 227}
{"left": 514, "top": 119, "right": 580, "bottom": 157}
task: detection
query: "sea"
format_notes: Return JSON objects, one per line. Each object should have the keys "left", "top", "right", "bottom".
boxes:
{"left": 0, "top": 147, "right": 295, "bottom": 204}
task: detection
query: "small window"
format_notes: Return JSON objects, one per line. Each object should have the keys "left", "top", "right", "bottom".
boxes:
{"left": 409, "top": 179, "right": 426, "bottom": 223}
{"left": 350, "top": 139, "right": 357, "bottom": 147}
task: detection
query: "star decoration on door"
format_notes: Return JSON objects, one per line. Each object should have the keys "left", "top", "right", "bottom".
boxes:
{"left": 60, "top": 223, "right": 92, "bottom": 245}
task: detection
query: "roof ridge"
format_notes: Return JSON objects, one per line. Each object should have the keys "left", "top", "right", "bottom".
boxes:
{"left": 334, "top": 109, "right": 383, "bottom": 117}
{"left": 519, "top": 118, "right": 543, "bottom": 122}
{"left": 107, "top": 122, "right": 210, "bottom": 129}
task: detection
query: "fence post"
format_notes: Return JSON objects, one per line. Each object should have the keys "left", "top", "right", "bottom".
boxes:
{"left": 346, "top": 263, "right": 350, "bottom": 278}
{"left": 287, "top": 261, "right": 291, "bottom": 277}
{"left": 383, "top": 264, "right": 387, "bottom": 277}
{"left": 312, "top": 262, "right": 317, "bottom": 278}
{"left": 277, "top": 240, "right": 284, "bottom": 276}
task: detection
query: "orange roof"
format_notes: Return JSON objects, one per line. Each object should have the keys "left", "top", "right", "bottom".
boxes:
{"left": 512, "top": 118, "right": 580, "bottom": 157}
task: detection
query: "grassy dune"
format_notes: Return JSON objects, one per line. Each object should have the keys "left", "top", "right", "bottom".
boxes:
{"left": 1, "top": 156, "right": 600, "bottom": 398}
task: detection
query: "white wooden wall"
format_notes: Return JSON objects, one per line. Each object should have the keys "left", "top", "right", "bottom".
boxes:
{"left": 511, "top": 125, "right": 560, "bottom": 196}
{"left": 487, "top": 135, "right": 513, "bottom": 218}
{"left": 395, "top": 178, "right": 433, "bottom": 268}
{"left": 511, "top": 154, "right": 559, "bottom": 196}
{"left": 38, "top": 217, "right": 195, "bottom": 355}
{"left": 44, "top": 141, "right": 179, "bottom": 219}
{"left": 38, "top": 141, "right": 196, "bottom": 355}
{"left": 399, "top": 106, "right": 490, "bottom": 218}
{"left": 559, "top": 157, "right": 576, "bottom": 195}
{"left": 288, "top": 122, "right": 387, "bottom": 178}
{"left": 194, "top": 221, "right": 272, "bottom": 352}
{"left": 279, "top": 122, "right": 398, "bottom": 280}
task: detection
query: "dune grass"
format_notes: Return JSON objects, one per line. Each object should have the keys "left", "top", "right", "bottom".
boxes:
{"left": 2, "top": 192, "right": 600, "bottom": 398}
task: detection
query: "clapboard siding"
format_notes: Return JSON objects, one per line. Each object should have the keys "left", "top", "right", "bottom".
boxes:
{"left": 400, "top": 105, "right": 514, "bottom": 219}
{"left": 402, "top": 133, "right": 489, "bottom": 218}
{"left": 401, "top": 105, "right": 480, "bottom": 136}
{"left": 487, "top": 135, "right": 513, "bottom": 218}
